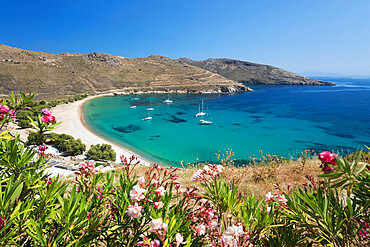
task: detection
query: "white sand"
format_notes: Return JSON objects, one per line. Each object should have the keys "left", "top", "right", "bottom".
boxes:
{"left": 52, "top": 95, "right": 151, "bottom": 166}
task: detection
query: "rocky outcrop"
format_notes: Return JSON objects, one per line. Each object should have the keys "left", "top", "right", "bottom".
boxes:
{"left": 178, "top": 58, "right": 335, "bottom": 86}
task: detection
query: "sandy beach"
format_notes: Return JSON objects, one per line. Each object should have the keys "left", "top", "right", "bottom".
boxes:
{"left": 52, "top": 95, "right": 151, "bottom": 166}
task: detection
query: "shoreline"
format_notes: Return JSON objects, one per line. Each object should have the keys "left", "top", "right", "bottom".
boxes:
{"left": 52, "top": 94, "right": 152, "bottom": 166}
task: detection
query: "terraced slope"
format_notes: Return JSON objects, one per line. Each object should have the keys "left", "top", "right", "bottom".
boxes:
{"left": 0, "top": 44, "right": 249, "bottom": 99}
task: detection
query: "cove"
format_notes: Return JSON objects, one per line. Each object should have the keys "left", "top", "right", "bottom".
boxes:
{"left": 83, "top": 78, "right": 370, "bottom": 167}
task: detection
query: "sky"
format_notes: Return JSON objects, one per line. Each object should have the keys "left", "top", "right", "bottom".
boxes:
{"left": 1, "top": 0, "right": 370, "bottom": 77}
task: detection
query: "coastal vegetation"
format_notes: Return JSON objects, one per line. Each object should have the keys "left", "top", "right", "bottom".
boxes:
{"left": 16, "top": 93, "right": 88, "bottom": 128}
{"left": 0, "top": 91, "right": 369, "bottom": 246}
{"left": 87, "top": 143, "right": 116, "bottom": 162}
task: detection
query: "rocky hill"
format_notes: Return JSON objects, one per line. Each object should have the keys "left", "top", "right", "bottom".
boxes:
{"left": 0, "top": 44, "right": 249, "bottom": 99}
{"left": 178, "top": 58, "right": 334, "bottom": 86}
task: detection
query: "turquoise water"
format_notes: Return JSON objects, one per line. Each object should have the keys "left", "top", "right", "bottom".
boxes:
{"left": 83, "top": 78, "right": 370, "bottom": 166}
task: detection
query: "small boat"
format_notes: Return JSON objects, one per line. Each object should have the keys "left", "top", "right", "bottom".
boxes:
{"left": 146, "top": 100, "right": 154, "bottom": 111}
{"left": 199, "top": 119, "right": 212, "bottom": 125}
{"left": 130, "top": 105, "right": 137, "bottom": 109}
{"left": 199, "top": 106, "right": 213, "bottom": 125}
{"left": 133, "top": 95, "right": 140, "bottom": 100}
{"left": 195, "top": 100, "right": 206, "bottom": 117}
{"left": 163, "top": 93, "right": 173, "bottom": 104}
{"left": 143, "top": 111, "right": 152, "bottom": 121}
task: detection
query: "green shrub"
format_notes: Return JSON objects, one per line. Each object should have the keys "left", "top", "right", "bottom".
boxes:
{"left": 87, "top": 143, "right": 116, "bottom": 161}
{"left": 47, "top": 133, "right": 86, "bottom": 156}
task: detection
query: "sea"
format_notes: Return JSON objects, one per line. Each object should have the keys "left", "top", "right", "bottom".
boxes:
{"left": 83, "top": 78, "right": 370, "bottom": 166}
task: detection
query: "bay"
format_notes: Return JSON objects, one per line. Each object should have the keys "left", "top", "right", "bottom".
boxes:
{"left": 83, "top": 78, "right": 370, "bottom": 166}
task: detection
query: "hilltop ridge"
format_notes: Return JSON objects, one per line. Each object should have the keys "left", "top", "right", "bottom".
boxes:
{"left": 0, "top": 44, "right": 249, "bottom": 99}
{"left": 178, "top": 58, "right": 334, "bottom": 86}
{"left": 0, "top": 44, "right": 332, "bottom": 99}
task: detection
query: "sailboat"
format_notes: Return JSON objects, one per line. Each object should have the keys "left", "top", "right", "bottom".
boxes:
{"left": 163, "top": 93, "right": 173, "bottom": 104}
{"left": 195, "top": 100, "right": 206, "bottom": 117}
{"left": 146, "top": 100, "right": 154, "bottom": 111}
{"left": 199, "top": 106, "right": 213, "bottom": 125}
{"left": 143, "top": 110, "right": 152, "bottom": 121}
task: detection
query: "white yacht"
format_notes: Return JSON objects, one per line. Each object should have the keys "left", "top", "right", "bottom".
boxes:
{"left": 146, "top": 100, "right": 154, "bottom": 111}
{"left": 143, "top": 110, "right": 152, "bottom": 121}
{"left": 163, "top": 93, "right": 173, "bottom": 104}
{"left": 130, "top": 105, "right": 137, "bottom": 109}
{"left": 195, "top": 100, "right": 206, "bottom": 117}
{"left": 199, "top": 106, "right": 213, "bottom": 125}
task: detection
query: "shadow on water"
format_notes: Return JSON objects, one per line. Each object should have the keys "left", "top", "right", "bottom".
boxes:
{"left": 113, "top": 124, "right": 142, "bottom": 134}
{"left": 166, "top": 116, "right": 187, "bottom": 123}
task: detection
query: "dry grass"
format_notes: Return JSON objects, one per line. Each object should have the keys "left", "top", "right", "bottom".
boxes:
{"left": 63, "top": 152, "right": 323, "bottom": 200}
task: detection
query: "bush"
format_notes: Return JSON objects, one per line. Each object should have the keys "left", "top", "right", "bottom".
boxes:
{"left": 16, "top": 104, "right": 50, "bottom": 128}
{"left": 87, "top": 143, "right": 116, "bottom": 161}
{"left": 1, "top": 132, "right": 370, "bottom": 246}
{"left": 47, "top": 133, "right": 86, "bottom": 156}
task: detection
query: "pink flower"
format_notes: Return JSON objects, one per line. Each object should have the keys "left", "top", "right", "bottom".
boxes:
{"left": 149, "top": 240, "right": 160, "bottom": 247}
{"left": 126, "top": 202, "right": 142, "bottom": 218}
{"left": 41, "top": 108, "right": 52, "bottom": 116}
{"left": 265, "top": 192, "right": 274, "bottom": 203}
{"left": 153, "top": 201, "right": 164, "bottom": 209}
{"left": 9, "top": 110, "right": 16, "bottom": 119}
{"left": 225, "top": 224, "right": 244, "bottom": 238}
{"left": 129, "top": 185, "right": 146, "bottom": 201}
{"left": 175, "top": 233, "right": 186, "bottom": 246}
{"left": 322, "top": 165, "right": 335, "bottom": 173}
{"left": 208, "top": 220, "right": 218, "bottom": 231}
{"left": 153, "top": 186, "right": 165, "bottom": 196}
{"left": 319, "top": 151, "right": 338, "bottom": 173}
{"left": 138, "top": 176, "right": 145, "bottom": 187}
{"left": 221, "top": 235, "right": 236, "bottom": 247}
{"left": 328, "top": 153, "right": 338, "bottom": 165}
{"left": 195, "top": 223, "right": 206, "bottom": 236}
{"left": 0, "top": 216, "right": 4, "bottom": 230}
{"left": 319, "top": 151, "right": 338, "bottom": 165}
{"left": 0, "top": 105, "right": 10, "bottom": 114}
{"left": 38, "top": 145, "right": 48, "bottom": 152}
{"left": 41, "top": 115, "right": 51, "bottom": 123}
{"left": 276, "top": 194, "right": 288, "bottom": 205}
{"left": 149, "top": 218, "right": 167, "bottom": 232}
{"left": 215, "top": 164, "right": 224, "bottom": 174}
{"left": 192, "top": 169, "right": 203, "bottom": 181}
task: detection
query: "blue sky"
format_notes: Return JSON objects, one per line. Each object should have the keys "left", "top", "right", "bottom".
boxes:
{"left": 1, "top": 0, "right": 370, "bottom": 76}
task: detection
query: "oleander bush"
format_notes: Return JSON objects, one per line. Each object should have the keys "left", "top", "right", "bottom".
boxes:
{"left": 0, "top": 132, "right": 369, "bottom": 246}
{"left": 0, "top": 91, "right": 369, "bottom": 246}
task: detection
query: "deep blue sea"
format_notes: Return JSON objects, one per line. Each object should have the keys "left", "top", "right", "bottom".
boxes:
{"left": 83, "top": 78, "right": 370, "bottom": 166}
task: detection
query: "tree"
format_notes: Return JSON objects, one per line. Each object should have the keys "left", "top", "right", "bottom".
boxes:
{"left": 87, "top": 144, "right": 116, "bottom": 161}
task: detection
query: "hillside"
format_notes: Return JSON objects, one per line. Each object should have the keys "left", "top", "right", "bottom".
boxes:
{"left": 0, "top": 44, "right": 249, "bottom": 99}
{"left": 179, "top": 58, "right": 334, "bottom": 86}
